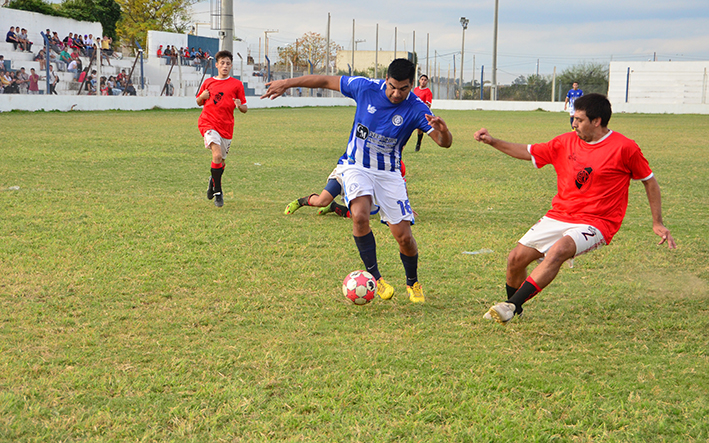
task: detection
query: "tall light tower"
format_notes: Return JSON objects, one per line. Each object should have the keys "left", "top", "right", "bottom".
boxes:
{"left": 460, "top": 17, "right": 469, "bottom": 100}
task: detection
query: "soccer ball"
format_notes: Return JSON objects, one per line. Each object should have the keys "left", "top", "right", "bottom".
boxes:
{"left": 342, "top": 270, "right": 377, "bottom": 305}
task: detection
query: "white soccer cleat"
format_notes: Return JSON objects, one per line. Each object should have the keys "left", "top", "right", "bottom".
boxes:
{"left": 483, "top": 302, "right": 516, "bottom": 325}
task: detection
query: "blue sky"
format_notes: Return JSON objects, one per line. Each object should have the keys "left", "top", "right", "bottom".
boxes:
{"left": 190, "top": 0, "right": 709, "bottom": 83}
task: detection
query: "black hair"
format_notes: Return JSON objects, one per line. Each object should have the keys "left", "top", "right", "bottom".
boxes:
{"left": 215, "top": 50, "right": 232, "bottom": 62}
{"left": 419, "top": 74, "right": 429, "bottom": 80}
{"left": 573, "top": 93, "right": 612, "bottom": 127}
{"left": 387, "top": 58, "right": 416, "bottom": 84}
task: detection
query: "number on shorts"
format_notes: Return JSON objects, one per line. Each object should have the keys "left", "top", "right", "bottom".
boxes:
{"left": 396, "top": 199, "right": 412, "bottom": 216}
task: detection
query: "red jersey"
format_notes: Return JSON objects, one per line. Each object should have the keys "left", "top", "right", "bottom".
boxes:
{"left": 197, "top": 76, "right": 247, "bottom": 139}
{"left": 530, "top": 130, "right": 653, "bottom": 244}
{"left": 413, "top": 86, "right": 433, "bottom": 107}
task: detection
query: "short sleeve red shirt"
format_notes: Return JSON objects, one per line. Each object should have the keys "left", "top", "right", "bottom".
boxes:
{"left": 197, "top": 76, "right": 247, "bottom": 139}
{"left": 530, "top": 130, "right": 653, "bottom": 244}
{"left": 413, "top": 87, "right": 433, "bottom": 107}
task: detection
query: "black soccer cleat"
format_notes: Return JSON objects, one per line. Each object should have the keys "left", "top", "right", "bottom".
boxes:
{"left": 214, "top": 192, "right": 224, "bottom": 207}
{"left": 207, "top": 177, "right": 215, "bottom": 200}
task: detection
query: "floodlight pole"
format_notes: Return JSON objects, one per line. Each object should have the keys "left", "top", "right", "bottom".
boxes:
{"left": 492, "top": 0, "right": 499, "bottom": 101}
{"left": 460, "top": 17, "right": 469, "bottom": 100}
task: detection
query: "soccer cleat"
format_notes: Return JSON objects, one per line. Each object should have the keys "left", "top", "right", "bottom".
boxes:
{"left": 484, "top": 302, "right": 516, "bottom": 325}
{"left": 284, "top": 199, "right": 302, "bottom": 215}
{"left": 207, "top": 177, "right": 215, "bottom": 200}
{"left": 407, "top": 282, "right": 425, "bottom": 303}
{"left": 317, "top": 203, "right": 334, "bottom": 215}
{"left": 377, "top": 278, "right": 394, "bottom": 300}
{"left": 414, "top": 142, "right": 421, "bottom": 152}
{"left": 214, "top": 192, "right": 224, "bottom": 207}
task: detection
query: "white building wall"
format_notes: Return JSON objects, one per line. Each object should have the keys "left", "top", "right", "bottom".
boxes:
{"left": 0, "top": 7, "right": 103, "bottom": 45}
{"left": 609, "top": 61, "right": 709, "bottom": 105}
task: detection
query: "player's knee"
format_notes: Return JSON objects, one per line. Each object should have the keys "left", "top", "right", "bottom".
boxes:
{"left": 507, "top": 247, "right": 533, "bottom": 271}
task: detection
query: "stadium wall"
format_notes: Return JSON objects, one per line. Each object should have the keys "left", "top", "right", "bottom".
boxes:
{"left": 608, "top": 61, "right": 709, "bottom": 105}
{"left": 0, "top": 8, "right": 102, "bottom": 46}
{"left": 3, "top": 95, "right": 708, "bottom": 114}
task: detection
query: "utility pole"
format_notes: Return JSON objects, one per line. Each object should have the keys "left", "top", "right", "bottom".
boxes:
{"left": 264, "top": 29, "right": 278, "bottom": 68}
{"left": 351, "top": 19, "right": 355, "bottom": 73}
{"left": 460, "top": 17, "right": 469, "bottom": 100}
{"left": 492, "top": 0, "right": 499, "bottom": 100}
{"left": 375, "top": 23, "right": 379, "bottom": 78}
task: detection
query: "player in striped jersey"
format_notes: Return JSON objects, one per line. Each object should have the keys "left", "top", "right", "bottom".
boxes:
{"left": 263, "top": 59, "right": 452, "bottom": 303}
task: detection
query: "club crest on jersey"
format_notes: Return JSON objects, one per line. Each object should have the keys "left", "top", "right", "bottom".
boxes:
{"left": 367, "top": 104, "right": 377, "bottom": 114}
{"left": 356, "top": 123, "right": 369, "bottom": 140}
{"left": 575, "top": 167, "right": 593, "bottom": 190}
{"left": 392, "top": 115, "right": 404, "bottom": 126}
{"left": 213, "top": 92, "right": 224, "bottom": 105}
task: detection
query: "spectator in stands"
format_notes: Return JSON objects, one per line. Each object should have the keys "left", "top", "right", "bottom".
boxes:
{"left": 71, "top": 48, "right": 80, "bottom": 61}
{"left": 101, "top": 36, "right": 113, "bottom": 56}
{"left": 157, "top": 45, "right": 163, "bottom": 57}
{"left": 117, "top": 69, "right": 127, "bottom": 85}
{"left": 49, "top": 50, "right": 66, "bottom": 71}
{"left": 17, "top": 67, "right": 30, "bottom": 94}
{"left": 48, "top": 31, "right": 63, "bottom": 54}
{"left": 59, "top": 46, "right": 72, "bottom": 67}
{"left": 62, "top": 32, "right": 74, "bottom": 49}
{"left": 78, "top": 67, "right": 88, "bottom": 84}
{"left": 85, "top": 34, "right": 94, "bottom": 59}
{"left": 163, "top": 45, "right": 172, "bottom": 64}
{"left": 125, "top": 80, "right": 136, "bottom": 96}
{"left": 28, "top": 67, "right": 40, "bottom": 94}
{"left": 34, "top": 48, "right": 47, "bottom": 70}
{"left": 19, "top": 28, "right": 32, "bottom": 52}
{"left": 6, "top": 26, "right": 21, "bottom": 50}
{"left": 100, "top": 76, "right": 109, "bottom": 95}
{"left": 0, "top": 70, "right": 12, "bottom": 93}
{"left": 0, "top": 54, "right": 5, "bottom": 72}
{"left": 108, "top": 75, "right": 122, "bottom": 95}
{"left": 164, "top": 77, "right": 174, "bottom": 96}
{"left": 67, "top": 59, "right": 80, "bottom": 79}
{"left": 74, "top": 34, "right": 86, "bottom": 56}
{"left": 48, "top": 64, "right": 58, "bottom": 94}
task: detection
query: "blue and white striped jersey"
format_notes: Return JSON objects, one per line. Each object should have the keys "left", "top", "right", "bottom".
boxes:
{"left": 338, "top": 76, "right": 433, "bottom": 172}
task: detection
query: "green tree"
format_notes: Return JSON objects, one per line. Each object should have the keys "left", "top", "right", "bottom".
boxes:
{"left": 7, "top": 0, "right": 121, "bottom": 41}
{"left": 115, "top": 0, "right": 197, "bottom": 49}
{"left": 558, "top": 61, "right": 609, "bottom": 96}
{"left": 7, "top": 0, "right": 60, "bottom": 17}
{"left": 276, "top": 32, "right": 341, "bottom": 73}
{"left": 60, "top": 0, "right": 122, "bottom": 40}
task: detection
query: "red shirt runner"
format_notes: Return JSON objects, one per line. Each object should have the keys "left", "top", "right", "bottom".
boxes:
{"left": 197, "top": 76, "right": 247, "bottom": 139}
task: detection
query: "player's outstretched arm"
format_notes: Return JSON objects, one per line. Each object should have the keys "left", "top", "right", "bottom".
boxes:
{"left": 235, "top": 98, "right": 247, "bottom": 114}
{"left": 642, "top": 177, "right": 677, "bottom": 249}
{"left": 474, "top": 128, "right": 532, "bottom": 161}
{"left": 261, "top": 75, "right": 341, "bottom": 100}
{"left": 425, "top": 114, "right": 452, "bottom": 148}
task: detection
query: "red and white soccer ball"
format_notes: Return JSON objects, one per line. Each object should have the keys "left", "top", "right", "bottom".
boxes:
{"left": 342, "top": 270, "right": 377, "bottom": 305}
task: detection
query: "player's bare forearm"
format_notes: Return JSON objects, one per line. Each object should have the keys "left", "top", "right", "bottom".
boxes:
{"left": 474, "top": 128, "right": 531, "bottom": 160}
{"left": 425, "top": 115, "right": 452, "bottom": 148}
{"left": 643, "top": 177, "right": 677, "bottom": 249}
{"left": 261, "top": 75, "right": 341, "bottom": 100}
{"left": 237, "top": 104, "right": 248, "bottom": 114}
{"left": 196, "top": 89, "right": 209, "bottom": 106}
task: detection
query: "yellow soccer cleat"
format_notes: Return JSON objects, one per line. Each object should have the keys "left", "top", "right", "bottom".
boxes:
{"left": 407, "top": 282, "right": 425, "bottom": 303}
{"left": 377, "top": 278, "right": 394, "bottom": 300}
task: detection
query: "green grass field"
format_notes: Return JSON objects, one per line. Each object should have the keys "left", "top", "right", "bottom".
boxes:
{"left": 1, "top": 107, "right": 707, "bottom": 442}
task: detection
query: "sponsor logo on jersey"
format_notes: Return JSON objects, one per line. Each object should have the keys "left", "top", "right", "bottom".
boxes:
{"left": 367, "top": 104, "right": 377, "bottom": 114}
{"left": 392, "top": 115, "right": 403, "bottom": 126}
{"left": 356, "top": 123, "right": 369, "bottom": 140}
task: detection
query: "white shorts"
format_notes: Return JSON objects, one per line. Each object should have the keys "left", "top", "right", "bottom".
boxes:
{"left": 519, "top": 216, "right": 606, "bottom": 257}
{"left": 203, "top": 129, "right": 232, "bottom": 159}
{"left": 341, "top": 165, "right": 412, "bottom": 225}
{"left": 326, "top": 164, "right": 348, "bottom": 193}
